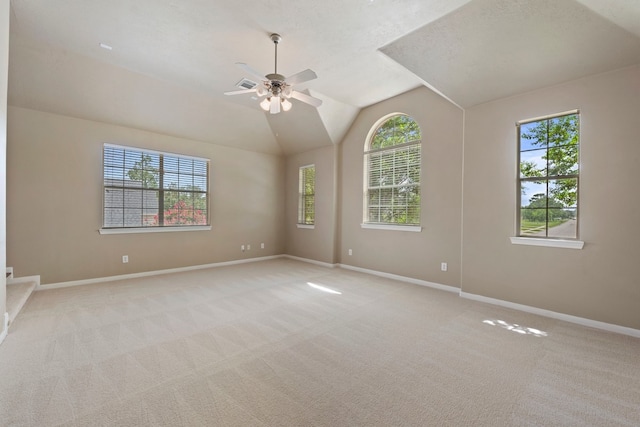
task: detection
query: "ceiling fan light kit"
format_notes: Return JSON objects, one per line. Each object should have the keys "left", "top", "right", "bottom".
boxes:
{"left": 224, "top": 33, "right": 322, "bottom": 114}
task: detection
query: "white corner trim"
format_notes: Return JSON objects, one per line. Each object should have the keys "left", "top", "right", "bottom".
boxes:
{"left": 37, "top": 256, "right": 281, "bottom": 290}
{"left": 510, "top": 236, "right": 584, "bottom": 249}
{"left": 296, "top": 224, "right": 315, "bottom": 229}
{"left": 283, "top": 255, "right": 338, "bottom": 268}
{"left": 361, "top": 223, "right": 422, "bottom": 232}
{"left": 0, "top": 312, "right": 8, "bottom": 346}
{"left": 99, "top": 225, "right": 211, "bottom": 235}
{"left": 460, "top": 291, "right": 640, "bottom": 338}
{"left": 339, "top": 263, "right": 460, "bottom": 294}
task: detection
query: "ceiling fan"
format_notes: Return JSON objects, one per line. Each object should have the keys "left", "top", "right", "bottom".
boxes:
{"left": 224, "top": 33, "right": 323, "bottom": 114}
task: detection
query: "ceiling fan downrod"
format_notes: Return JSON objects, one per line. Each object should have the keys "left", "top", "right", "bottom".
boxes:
{"left": 267, "top": 33, "right": 285, "bottom": 84}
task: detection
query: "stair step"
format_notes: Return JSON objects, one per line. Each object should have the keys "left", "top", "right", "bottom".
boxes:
{"left": 6, "top": 280, "right": 37, "bottom": 325}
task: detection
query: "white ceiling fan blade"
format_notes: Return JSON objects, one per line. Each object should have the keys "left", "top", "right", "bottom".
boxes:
{"left": 236, "top": 62, "right": 267, "bottom": 82}
{"left": 285, "top": 69, "right": 317, "bottom": 85}
{"left": 291, "top": 90, "right": 323, "bottom": 108}
{"left": 269, "top": 97, "right": 281, "bottom": 114}
{"left": 224, "top": 88, "right": 256, "bottom": 96}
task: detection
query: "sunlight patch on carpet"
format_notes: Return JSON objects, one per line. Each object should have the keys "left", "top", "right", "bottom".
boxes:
{"left": 483, "top": 319, "right": 548, "bottom": 337}
{"left": 307, "top": 282, "right": 342, "bottom": 295}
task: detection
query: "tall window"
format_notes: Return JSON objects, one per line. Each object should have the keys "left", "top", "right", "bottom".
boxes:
{"left": 103, "top": 144, "right": 209, "bottom": 228}
{"left": 518, "top": 111, "right": 579, "bottom": 239}
{"left": 364, "top": 114, "right": 421, "bottom": 226}
{"left": 298, "top": 164, "right": 315, "bottom": 225}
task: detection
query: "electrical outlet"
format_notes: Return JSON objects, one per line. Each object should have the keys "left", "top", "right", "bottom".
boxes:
{"left": 241, "top": 245, "right": 245, "bottom": 252}
{"left": 247, "top": 244, "right": 251, "bottom": 250}
{"left": 348, "top": 249, "right": 353, "bottom": 256}
{"left": 122, "top": 255, "right": 129, "bottom": 263}
{"left": 261, "top": 243, "right": 265, "bottom": 249}
{"left": 441, "top": 262, "right": 447, "bottom": 272}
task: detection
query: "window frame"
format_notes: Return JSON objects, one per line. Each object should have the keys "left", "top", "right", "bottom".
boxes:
{"left": 297, "top": 164, "right": 315, "bottom": 227}
{"left": 100, "top": 143, "right": 211, "bottom": 234}
{"left": 362, "top": 113, "right": 422, "bottom": 231}
{"left": 515, "top": 110, "right": 582, "bottom": 246}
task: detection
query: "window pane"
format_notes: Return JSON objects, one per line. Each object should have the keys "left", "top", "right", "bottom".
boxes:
{"left": 104, "top": 188, "right": 124, "bottom": 208}
{"left": 520, "top": 208, "right": 547, "bottom": 236}
{"left": 104, "top": 165, "right": 124, "bottom": 185}
{"left": 520, "top": 181, "right": 546, "bottom": 208}
{"left": 179, "top": 174, "right": 194, "bottom": 190}
{"left": 104, "top": 208, "right": 123, "bottom": 227}
{"left": 549, "top": 178, "right": 577, "bottom": 208}
{"left": 179, "top": 158, "right": 193, "bottom": 174}
{"left": 548, "top": 208, "right": 577, "bottom": 238}
{"left": 124, "top": 189, "right": 142, "bottom": 208}
{"left": 548, "top": 144, "right": 578, "bottom": 177}
{"left": 123, "top": 208, "right": 142, "bottom": 227}
{"left": 520, "top": 121, "right": 547, "bottom": 151}
{"left": 143, "top": 209, "right": 158, "bottom": 226}
{"left": 520, "top": 149, "right": 547, "bottom": 178}
{"left": 163, "top": 156, "right": 179, "bottom": 173}
{"left": 193, "top": 175, "right": 207, "bottom": 191}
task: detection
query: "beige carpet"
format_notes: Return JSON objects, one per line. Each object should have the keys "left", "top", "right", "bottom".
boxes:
{"left": 1, "top": 258, "right": 638, "bottom": 426}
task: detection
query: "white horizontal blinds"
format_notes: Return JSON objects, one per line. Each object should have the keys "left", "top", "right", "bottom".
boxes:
{"left": 298, "top": 165, "right": 315, "bottom": 225}
{"left": 365, "top": 114, "right": 421, "bottom": 226}
{"left": 366, "top": 144, "right": 420, "bottom": 224}
{"left": 161, "top": 155, "right": 208, "bottom": 226}
{"left": 103, "top": 145, "right": 209, "bottom": 228}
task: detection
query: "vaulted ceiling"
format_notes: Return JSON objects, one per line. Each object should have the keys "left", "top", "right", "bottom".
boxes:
{"left": 7, "top": 0, "right": 640, "bottom": 155}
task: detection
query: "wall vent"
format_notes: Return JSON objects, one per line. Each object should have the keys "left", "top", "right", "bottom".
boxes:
{"left": 236, "top": 78, "right": 257, "bottom": 90}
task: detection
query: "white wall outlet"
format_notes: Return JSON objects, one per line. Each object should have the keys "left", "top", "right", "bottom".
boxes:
{"left": 122, "top": 255, "right": 129, "bottom": 263}
{"left": 261, "top": 243, "right": 265, "bottom": 249}
{"left": 348, "top": 249, "right": 353, "bottom": 256}
{"left": 241, "top": 245, "right": 245, "bottom": 252}
{"left": 247, "top": 244, "right": 251, "bottom": 250}
{"left": 441, "top": 262, "right": 448, "bottom": 272}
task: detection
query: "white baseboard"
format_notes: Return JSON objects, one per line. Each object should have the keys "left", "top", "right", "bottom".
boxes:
{"left": 338, "top": 263, "right": 460, "bottom": 294}
{"left": 16, "top": 254, "right": 640, "bottom": 339}
{"left": 460, "top": 291, "right": 640, "bottom": 339}
{"left": 282, "top": 255, "right": 338, "bottom": 269}
{"left": 38, "top": 255, "right": 282, "bottom": 290}
{"left": 0, "top": 312, "right": 8, "bottom": 346}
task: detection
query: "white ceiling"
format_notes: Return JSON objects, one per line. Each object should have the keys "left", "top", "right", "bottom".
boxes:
{"left": 7, "top": 0, "right": 640, "bottom": 155}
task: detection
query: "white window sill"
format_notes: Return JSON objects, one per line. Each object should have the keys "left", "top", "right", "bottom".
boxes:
{"left": 100, "top": 225, "right": 211, "bottom": 235}
{"left": 510, "top": 236, "right": 584, "bottom": 249}
{"left": 297, "top": 224, "right": 315, "bottom": 229}
{"left": 361, "top": 223, "right": 422, "bottom": 232}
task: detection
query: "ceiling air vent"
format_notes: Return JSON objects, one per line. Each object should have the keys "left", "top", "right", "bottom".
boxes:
{"left": 236, "top": 78, "right": 257, "bottom": 90}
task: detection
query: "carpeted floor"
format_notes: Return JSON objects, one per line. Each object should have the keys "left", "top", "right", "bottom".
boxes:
{"left": 1, "top": 258, "right": 639, "bottom": 426}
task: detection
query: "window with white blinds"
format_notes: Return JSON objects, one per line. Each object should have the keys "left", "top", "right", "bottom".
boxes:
{"left": 298, "top": 165, "right": 315, "bottom": 225}
{"left": 364, "top": 114, "right": 421, "bottom": 226}
{"left": 103, "top": 144, "right": 209, "bottom": 229}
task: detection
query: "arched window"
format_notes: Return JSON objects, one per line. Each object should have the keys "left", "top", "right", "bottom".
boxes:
{"left": 364, "top": 114, "right": 421, "bottom": 226}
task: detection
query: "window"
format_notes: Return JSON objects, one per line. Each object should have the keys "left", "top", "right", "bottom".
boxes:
{"left": 298, "top": 164, "right": 315, "bottom": 226}
{"left": 364, "top": 114, "right": 421, "bottom": 227}
{"left": 103, "top": 144, "right": 209, "bottom": 229}
{"left": 517, "top": 111, "right": 579, "bottom": 239}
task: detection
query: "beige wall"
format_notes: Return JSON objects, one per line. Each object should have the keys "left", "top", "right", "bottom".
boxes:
{"left": 339, "top": 86, "right": 464, "bottom": 286}
{"left": 462, "top": 66, "right": 640, "bottom": 329}
{"left": 7, "top": 107, "right": 285, "bottom": 284}
{"left": 1, "top": 0, "right": 9, "bottom": 330}
{"left": 284, "top": 145, "right": 338, "bottom": 264}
